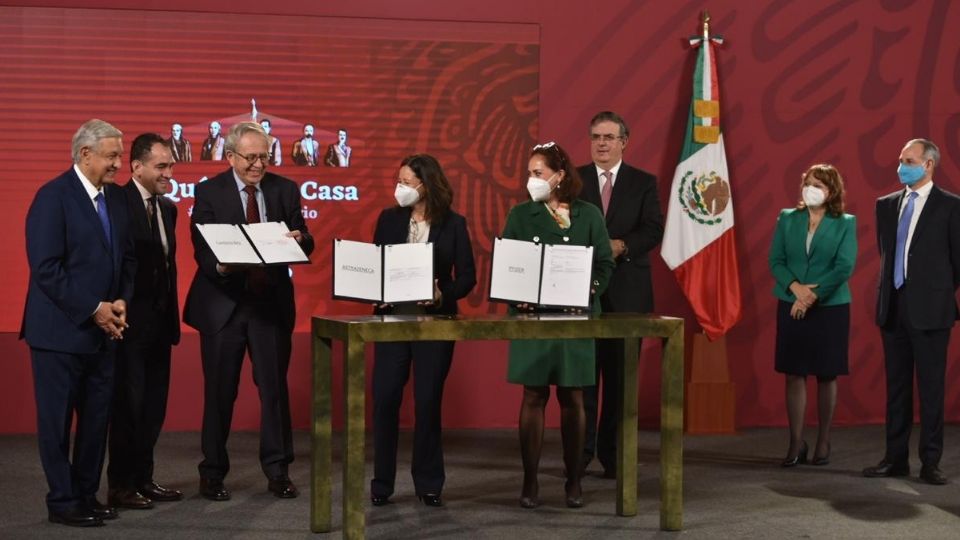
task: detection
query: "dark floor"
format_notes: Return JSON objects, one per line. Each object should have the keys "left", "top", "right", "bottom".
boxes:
{"left": 2, "top": 426, "right": 960, "bottom": 539}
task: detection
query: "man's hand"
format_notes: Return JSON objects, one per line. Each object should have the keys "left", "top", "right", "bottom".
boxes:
{"left": 286, "top": 230, "right": 303, "bottom": 244}
{"left": 112, "top": 300, "right": 128, "bottom": 331}
{"left": 94, "top": 302, "right": 124, "bottom": 340}
{"left": 610, "top": 239, "right": 627, "bottom": 258}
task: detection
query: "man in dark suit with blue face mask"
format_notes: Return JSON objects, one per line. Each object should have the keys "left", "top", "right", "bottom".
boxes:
{"left": 864, "top": 138, "right": 960, "bottom": 485}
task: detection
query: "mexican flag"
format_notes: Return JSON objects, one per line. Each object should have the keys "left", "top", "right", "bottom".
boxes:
{"left": 660, "top": 26, "right": 741, "bottom": 340}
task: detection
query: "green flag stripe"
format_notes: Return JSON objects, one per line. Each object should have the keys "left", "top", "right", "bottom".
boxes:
{"left": 679, "top": 43, "right": 706, "bottom": 162}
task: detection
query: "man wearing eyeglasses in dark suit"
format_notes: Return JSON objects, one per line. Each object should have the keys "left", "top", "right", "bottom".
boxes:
{"left": 577, "top": 111, "right": 663, "bottom": 479}
{"left": 184, "top": 121, "right": 314, "bottom": 501}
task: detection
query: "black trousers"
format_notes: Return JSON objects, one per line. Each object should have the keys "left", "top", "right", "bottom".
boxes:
{"left": 198, "top": 300, "right": 293, "bottom": 481}
{"left": 881, "top": 287, "right": 950, "bottom": 467}
{"left": 583, "top": 337, "right": 636, "bottom": 472}
{"left": 31, "top": 347, "right": 114, "bottom": 513}
{"left": 371, "top": 340, "right": 454, "bottom": 497}
{"left": 107, "top": 339, "right": 172, "bottom": 489}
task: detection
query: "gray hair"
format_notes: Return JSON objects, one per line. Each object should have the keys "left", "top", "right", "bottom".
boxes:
{"left": 905, "top": 138, "right": 940, "bottom": 167}
{"left": 589, "top": 111, "right": 630, "bottom": 139}
{"left": 224, "top": 121, "right": 268, "bottom": 153}
{"left": 72, "top": 119, "right": 122, "bottom": 163}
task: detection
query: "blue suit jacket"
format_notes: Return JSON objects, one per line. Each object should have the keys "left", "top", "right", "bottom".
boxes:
{"left": 21, "top": 167, "right": 136, "bottom": 353}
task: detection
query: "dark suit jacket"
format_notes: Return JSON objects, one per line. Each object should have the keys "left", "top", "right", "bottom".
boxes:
{"left": 876, "top": 184, "right": 960, "bottom": 329}
{"left": 120, "top": 181, "right": 180, "bottom": 345}
{"left": 183, "top": 169, "right": 315, "bottom": 334}
{"left": 21, "top": 167, "right": 136, "bottom": 353}
{"left": 372, "top": 207, "right": 476, "bottom": 315}
{"left": 578, "top": 162, "right": 663, "bottom": 312}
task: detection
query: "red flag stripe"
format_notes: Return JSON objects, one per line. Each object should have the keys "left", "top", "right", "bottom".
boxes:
{"left": 672, "top": 227, "right": 742, "bottom": 340}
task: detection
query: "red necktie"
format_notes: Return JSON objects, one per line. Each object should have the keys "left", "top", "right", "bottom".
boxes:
{"left": 601, "top": 171, "right": 613, "bottom": 215}
{"left": 244, "top": 185, "right": 260, "bottom": 224}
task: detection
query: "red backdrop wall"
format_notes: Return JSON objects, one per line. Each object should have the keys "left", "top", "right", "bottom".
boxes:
{"left": 2, "top": 0, "right": 959, "bottom": 434}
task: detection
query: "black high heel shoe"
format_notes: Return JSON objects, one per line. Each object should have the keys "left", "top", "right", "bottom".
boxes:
{"left": 564, "top": 480, "right": 583, "bottom": 509}
{"left": 780, "top": 440, "right": 808, "bottom": 468}
{"left": 811, "top": 443, "right": 831, "bottom": 466}
{"left": 519, "top": 481, "right": 539, "bottom": 509}
{"left": 418, "top": 493, "right": 443, "bottom": 507}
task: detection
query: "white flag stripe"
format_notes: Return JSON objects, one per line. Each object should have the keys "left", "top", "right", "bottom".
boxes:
{"left": 660, "top": 134, "right": 734, "bottom": 270}
{"left": 701, "top": 39, "right": 713, "bottom": 126}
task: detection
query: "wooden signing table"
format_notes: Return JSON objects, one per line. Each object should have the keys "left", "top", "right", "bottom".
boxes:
{"left": 310, "top": 313, "right": 684, "bottom": 538}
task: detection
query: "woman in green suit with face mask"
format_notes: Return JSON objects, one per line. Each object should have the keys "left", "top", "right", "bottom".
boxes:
{"left": 501, "top": 142, "right": 615, "bottom": 509}
{"left": 769, "top": 164, "right": 857, "bottom": 468}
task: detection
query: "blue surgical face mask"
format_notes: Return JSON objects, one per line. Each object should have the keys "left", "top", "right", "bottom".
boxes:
{"left": 897, "top": 163, "right": 926, "bottom": 186}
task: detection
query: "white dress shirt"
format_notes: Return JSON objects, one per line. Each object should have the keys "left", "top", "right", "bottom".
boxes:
{"left": 132, "top": 178, "right": 169, "bottom": 256}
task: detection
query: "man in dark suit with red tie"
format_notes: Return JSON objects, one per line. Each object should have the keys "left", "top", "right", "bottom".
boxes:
{"left": 577, "top": 111, "right": 663, "bottom": 478}
{"left": 184, "top": 121, "right": 314, "bottom": 501}
{"left": 107, "top": 133, "right": 182, "bottom": 510}
{"left": 864, "top": 138, "right": 960, "bottom": 485}
{"left": 22, "top": 119, "right": 136, "bottom": 526}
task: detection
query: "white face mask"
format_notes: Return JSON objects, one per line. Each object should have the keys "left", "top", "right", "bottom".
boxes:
{"left": 394, "top": 183, "right": 421, "bottom": 207}
{"left": 802, "top": 185, "right": 826, "bottom": 208}
{"left": 526, "top": 174, "right": 556, "bottom": 202}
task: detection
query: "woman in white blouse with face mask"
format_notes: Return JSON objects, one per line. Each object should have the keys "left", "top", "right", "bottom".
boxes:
{"left": 369, "top": 154, "right": 477, "bottom": 508}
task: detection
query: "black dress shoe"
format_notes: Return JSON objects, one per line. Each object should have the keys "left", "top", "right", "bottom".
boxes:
{"left": 108, "top": 488, "right": 154, "bottom": 509}
{"left": 199, "top": 478, "right": 231, "bottom": 501}
{"left": 811, "top": 443, "right": 831, "bottom": 466}
{"left": 268, "top": 477, "right": 299, "bottom": 498}
{"left": 84, "top": 499, "right": 118, "bottom": 520}
{"left": 370, "top": 495, "right": 391, "bottom": 506}
{"left": 920, "top": 465, "right": 949, "bottom": 485}
{"left": 862, "top": 460, "right": 910, "bottom": 478}
{"left": 139, "top": 481, "right": 184, "bottom": 502}
{"left": 417, "top": 493, "right": 443, "bottom": 507}
{"left": 48, "top": 508, "right": 103, "bottom": 527}
{"left": 781, "top": 441, "right": 809, "bottom": 468}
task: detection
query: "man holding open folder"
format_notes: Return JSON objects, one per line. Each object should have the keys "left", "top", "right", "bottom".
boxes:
{"left": 184, "top": 121, "right": 314, "bottom": 501}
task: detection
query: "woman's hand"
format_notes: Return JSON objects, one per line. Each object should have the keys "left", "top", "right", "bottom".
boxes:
{"left": 789, "top": 282, "right": 818, "bottom": 308}
{"left": 790, "top": 300, "right": 808, "bottom": 320}
{"left": 417, "top": 279, "right": 442, "bottom": 307}
{"left": 515, "top": 303, "right": 536, "bottom": 313}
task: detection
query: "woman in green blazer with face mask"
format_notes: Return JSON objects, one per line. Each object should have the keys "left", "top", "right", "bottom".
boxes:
{"left": 768, "top": 164, "right": 857, "bottom": 468}
{"left": 502, "top": 142, "right": 615, "bottom": 509}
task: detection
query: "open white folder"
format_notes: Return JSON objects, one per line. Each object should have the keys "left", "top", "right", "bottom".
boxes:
{"left": 196, "top": 222, "right": 309, "bottom": 265}
{"left": 489, "top": 237, "right": 593, "bottom": 308}
{"left": 332, "top": 239, "right": 434, "bottom": 304}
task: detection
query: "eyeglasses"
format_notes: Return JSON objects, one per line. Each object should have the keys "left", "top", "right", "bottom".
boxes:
{"left": 230, "top": 152, "right": 270, "bottom": 165}
{"left": 590, "top": 133, "right": 622, "bottom": 143}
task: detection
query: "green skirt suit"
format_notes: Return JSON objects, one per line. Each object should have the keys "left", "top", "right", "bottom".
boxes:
{"left": 502, "top": 199, "right": 616, "bottom": 386}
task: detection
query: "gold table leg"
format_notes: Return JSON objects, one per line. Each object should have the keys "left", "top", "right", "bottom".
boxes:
{"left": 310, "top": 335, "right": 333, "bottom": 532}
{"left": 617, "top": 337, "right": 639, "bottom": 516}
{"left": 660, "top": 324, "right": 684, "bottom": 531}
{"left": 343, "top": 337, "right": 366, "bottom": 540}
